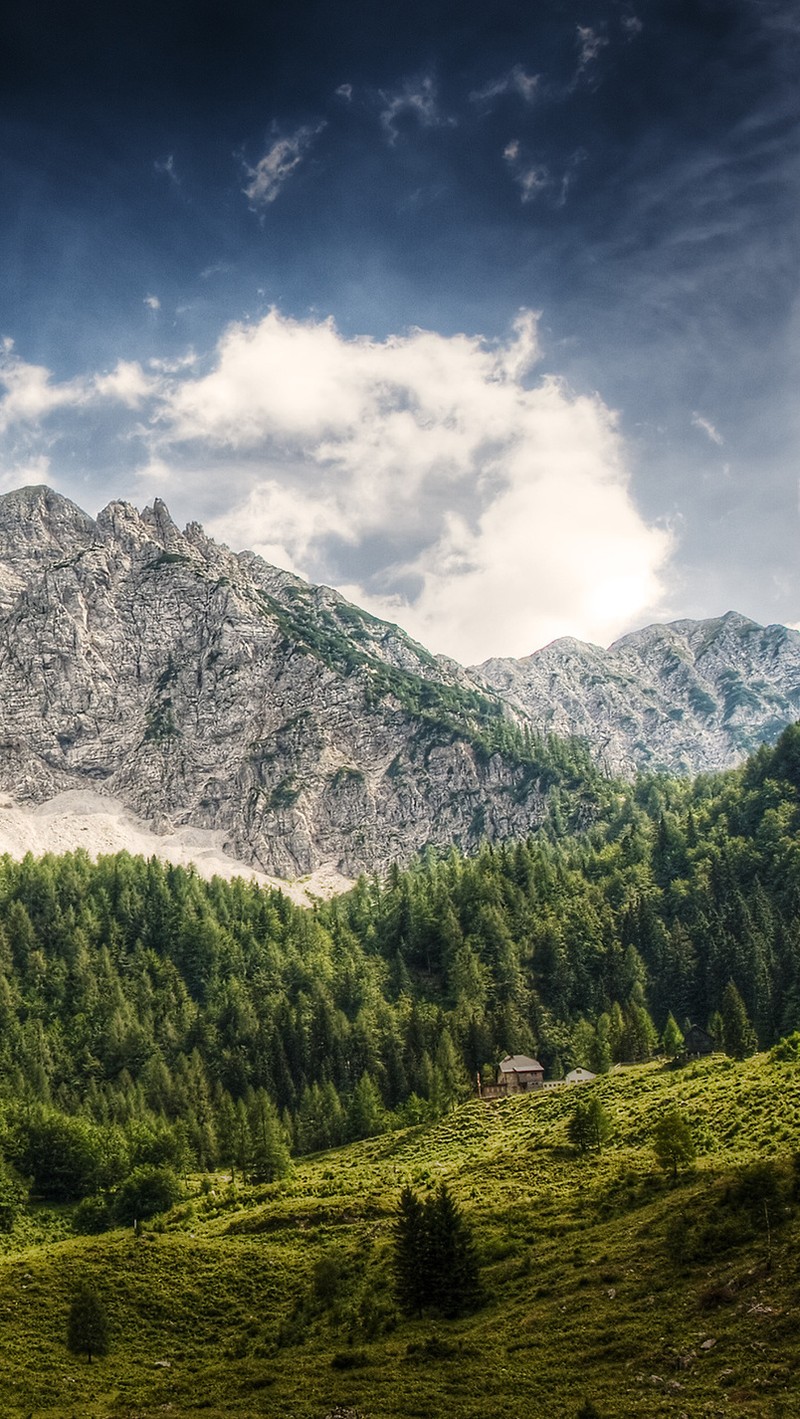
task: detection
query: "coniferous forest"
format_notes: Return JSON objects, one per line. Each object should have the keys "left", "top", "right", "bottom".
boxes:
{"left": 0, "top": 724, "right": 797, "bottom": 1211}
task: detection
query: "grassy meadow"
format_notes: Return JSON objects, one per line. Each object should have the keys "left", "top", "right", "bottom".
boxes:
{"left": 3, "top": 1051, "right": 800, "bottom": 1419}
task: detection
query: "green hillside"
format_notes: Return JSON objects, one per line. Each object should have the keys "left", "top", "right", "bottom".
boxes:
{"left": 1, "top": 1051, "right": 800, "bottom": 1417}
{"left": 0, "top": 724, "right": 797, "bottom": 1413}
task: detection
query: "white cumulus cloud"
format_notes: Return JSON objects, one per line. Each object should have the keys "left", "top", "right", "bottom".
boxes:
{"left": 0, "top": 341, "right": 89, "bottom": 433}
{"left": 0, "top": 310, "right": 672, "bottom": 663}
{"left": 149, "top": 307, "right": 670, "bottom": 662}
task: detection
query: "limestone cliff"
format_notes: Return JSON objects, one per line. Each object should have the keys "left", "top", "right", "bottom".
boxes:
{"left": 0, "top": 487, "right": 555, "bottom": 877}
{"left": 0, "top": 486, "right": 795, "bottom": 880}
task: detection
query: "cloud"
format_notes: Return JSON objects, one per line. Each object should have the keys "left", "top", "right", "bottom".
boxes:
{"left": 621, "top": 15, "right": 643, "bottom": 37}
{"left": 0, "top": 340, "right": 89, "bottom": 433}
{"left": 0, "top": 343, "right": 159, "bottom": 435}
{"left": 470, "top": 65, "right": 540, "bottom": 106}
{"left": 335, "top": 83, "right": 353, "bottom": 101}
{"left": 576, "top": 25, "right": 609, "bottom": 68}
{"left": 154, "top": 154, "right": 179, "bottom": 185}
{"left": 379, "top": 77, "right": 453, "bottom": 144}
{"left": 243, "top": 124, "right": 325, "bottom": 207}
{"left": 503, "top": 141, "right": 549, "bottom": 202}
{"left": 0, "top": 310, "right": 672, "bottom": 663}
{"left": 144, "top": 294, "right": 161, "bottom": 311}
{"left": 691, "top": 412, "right": 724, "bottom": 446}
{"left": 570, "top": 24, "right": 609, "bottom": 88}
{"left": 147, "top": 307, "right": 670, "bottom": 662}
{"left": 93, "top": 361, "right": 156, "bottom": 408}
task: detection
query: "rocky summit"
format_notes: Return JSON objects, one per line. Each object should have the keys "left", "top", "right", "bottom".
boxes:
{"left": 0, "top": 487, "right": 557, "bottom": 879}
{"left": 475, "top": 612, "right": 800, "bottom": 777}
{"left": 0, "top": 485, "right": 796, "bottom": 881}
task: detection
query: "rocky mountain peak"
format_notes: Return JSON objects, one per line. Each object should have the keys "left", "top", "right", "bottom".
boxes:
{"left": 0, "top": 485, "right": 98, "bottom": 611}
{"left": 0, "top": 484, "right": 795, "bottom": 882}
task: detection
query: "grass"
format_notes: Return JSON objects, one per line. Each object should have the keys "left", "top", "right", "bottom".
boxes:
{"left": 3, "top": 1053, "right": 800, "bottom": 1417}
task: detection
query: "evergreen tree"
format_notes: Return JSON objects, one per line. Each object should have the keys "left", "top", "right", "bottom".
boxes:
{"left": 391, "top": 1184, "right": 481, "bottom": 1318}
{"left": 392, "top": 1184, "right": 427, "bottom": 1315}
{"left": 720, "top": 980, "right": 758, "bottom": 1059}
{"left": 426, "top": 1183, "right": 481, "bottom": 1318}
{"left": 67, "top": 1284, "right": 110, "bottom": 1363}
{"left": 346, "top": 1071, "right": 385, "bottom": 1141}
{"left": 568, "top": 1096, "right": 611, "bottom": 1155}
{"left": 248, "top": 1091, "right": 290, "bottom": 1184}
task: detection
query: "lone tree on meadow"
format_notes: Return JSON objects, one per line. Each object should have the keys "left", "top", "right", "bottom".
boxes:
{"left": 661, "top": 1012, "right": 684, "bottom": 1059}
{"left": 67, "top": 1283, "right": 110, "bottom": 1363}
{"left": 652, "top": 1108, "right": 695, "bottom": 1180}
{"left": 392, "top": 1183, "right": 481, "bottom": 1318}
{"left": 568, "top": 1095, "right": 611, "bottom": 1155}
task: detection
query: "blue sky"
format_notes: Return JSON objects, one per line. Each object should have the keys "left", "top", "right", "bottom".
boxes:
{"left": 0, "top": 0, "right": 797, "bottom": 662}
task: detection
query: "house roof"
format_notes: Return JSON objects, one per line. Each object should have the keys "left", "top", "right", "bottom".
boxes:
{"left": 499, "top": 1054, "right": 544, "bottom": 1073}
{"left": 565, "top": 1067, "right": 597, "bottom": 1082}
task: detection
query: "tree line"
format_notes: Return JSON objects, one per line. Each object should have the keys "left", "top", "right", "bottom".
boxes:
{"left": 0, "top": 723, "right": 795, "bottom": 1209}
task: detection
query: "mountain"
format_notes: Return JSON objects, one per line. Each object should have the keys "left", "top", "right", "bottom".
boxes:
{"left": 0, "top": 486, "right": 795, "bottom": 883}
{"left": 0, "top": 486, "right": 588, "bottom": 881}
{"left": 476, "top": 611, "right": 800, "bottom": 776}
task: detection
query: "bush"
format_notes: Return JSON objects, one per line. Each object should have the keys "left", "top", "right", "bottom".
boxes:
{"left": 0, "top": 1162, "right": 26, "bottom": 1232}
{"left": 114, "top": 1165, "right": 181, "bottom": 1225}
{"left": 769, "top": 1031, "right": 800, "bottom": 1063}
{"left": 73, "top": 1195, "right": 114, "bottom": 1235}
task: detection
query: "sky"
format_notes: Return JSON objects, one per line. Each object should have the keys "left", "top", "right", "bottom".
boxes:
{"left": 0, "top": 0, "right": 797, "bottom": 665}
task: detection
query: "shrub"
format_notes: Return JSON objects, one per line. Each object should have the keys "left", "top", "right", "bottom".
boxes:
{"left": 114, "top": 1165, "right": 181, "bottom": 1225}
{"left": 73, "top": 1195, "right": 114, "bottom": 1235}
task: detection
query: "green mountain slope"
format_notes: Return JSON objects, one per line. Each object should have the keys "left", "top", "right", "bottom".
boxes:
{"left": 1, "top": 1052, "right": 800, "bottom": 1417}
{"left": 0, "top": 722, "right": 796, "bottom": 1191}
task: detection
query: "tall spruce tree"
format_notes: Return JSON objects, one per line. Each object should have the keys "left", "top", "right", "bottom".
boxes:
{"left": 391, "top": 1183, "right": 480, "bottom": 1318}
{"left": 392, "top": 1184, "right": 427, "bottom": 1316}
{"left": 426, "top": 1183, "right": 481, "bottom": 1317}
{"left": 720, "top": 980, "right": 758, "bottom": 1059}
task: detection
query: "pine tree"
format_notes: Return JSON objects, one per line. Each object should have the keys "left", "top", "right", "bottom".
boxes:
{"left": 248, "top": 1091, "right": 290, "bottom": 1184}
{"left": 392, "top": 1184, "right": 427, "bottom": 1315}
{"left": 67, "top": 1283, "right": 110, "bottom": 1363}
{"left": 347, "top": 1071, "right": 385, "bottom": 1141}
{"left": 720, "top": 980, "right": 758, "bottom": 1059}
{"left": 391, "top": 1184, "right": 481, "bottom": 1318}
{"left": 426, "top": 1183, "right": 481, "bottom": 1318}
{"left": 568, "top": 1096, "right": 610, "bottom": 1155}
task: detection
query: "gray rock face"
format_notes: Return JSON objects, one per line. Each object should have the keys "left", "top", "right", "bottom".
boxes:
{"left": 0, "top": 487, "right": 546, "bottom": 877}
{"left": 476, "top": 612, "right": 800, "bottom": 776}
{"left": 0, "top": 486, "right": 796, "bottom": 879}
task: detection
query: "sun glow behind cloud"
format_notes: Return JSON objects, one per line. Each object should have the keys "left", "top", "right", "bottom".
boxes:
{"left": 0, "top": 310, "right": 672, "bottom": 663}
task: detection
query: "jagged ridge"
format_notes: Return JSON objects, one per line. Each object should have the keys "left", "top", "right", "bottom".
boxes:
{"left": 476, "top": 611, "right": 800, "bottom": 776}
{"left": 0, "top": 487, "right": 594, "bottom": 879}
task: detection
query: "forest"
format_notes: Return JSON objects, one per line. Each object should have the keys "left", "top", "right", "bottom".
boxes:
{"left": 0, "top": 722, "right": 796, "bottom": 1211}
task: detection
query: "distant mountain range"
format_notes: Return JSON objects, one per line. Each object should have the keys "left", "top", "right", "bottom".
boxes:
{"left": 476, "top": 612, "right": 800, "bottom": 778}
{"left": 0, "top": 485, "right": 796, "bottom": 881}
